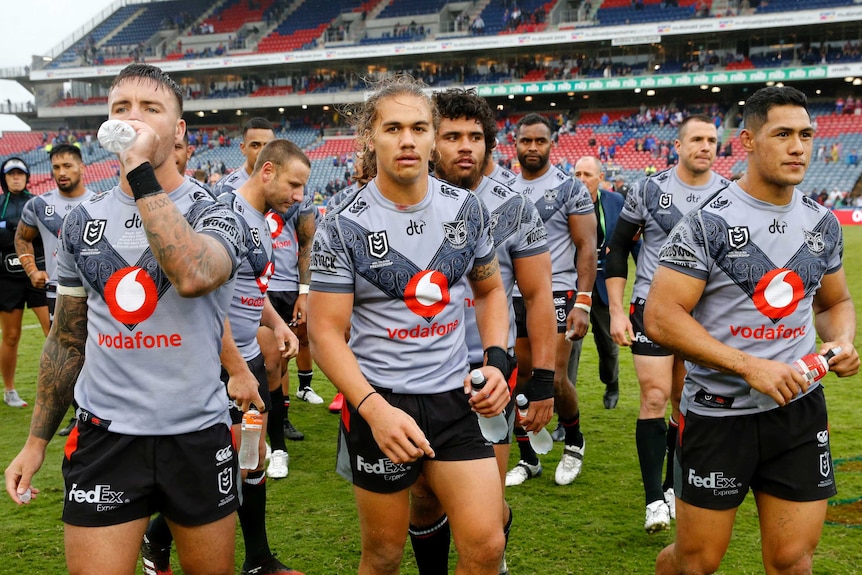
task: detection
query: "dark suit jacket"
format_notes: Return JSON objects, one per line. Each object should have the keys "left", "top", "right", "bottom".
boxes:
{"left": 595, "top": 189, "right": 640, "bottom": 306}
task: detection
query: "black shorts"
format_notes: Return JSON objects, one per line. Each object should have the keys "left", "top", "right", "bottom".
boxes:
{"left": 0, "top": 276, "right": 47, "bottom": 313}
{"left": 62, "top": 418, "right": 239, "bottom": 527}
{"left": 268, "top": 290, "right": 299, "bottom": 323}
{"left": 675, "top": 386, "right": 836, "bottom": 510}
{"left": 514, "top": 290, "right": 573, "bottom": 337}
{"left": 335, "top": 387, "right": 495, "bottom": 493}
{"left": 629, "top": 298, "right": 672, "bottom": 356}
{"left": 223, "top": 353, "right": 272, "bottom": 424}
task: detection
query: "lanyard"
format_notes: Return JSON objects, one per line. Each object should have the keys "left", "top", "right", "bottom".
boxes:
{"left": 595, "top": 190, "right": 606, "bottom": 240}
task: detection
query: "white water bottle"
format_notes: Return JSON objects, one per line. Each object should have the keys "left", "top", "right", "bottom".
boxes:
{"left": 470, "top": 370, "right": 509, "bottom": 442}
{"left": 239, "top": 408, "right": 263, "bottom": 470}
{"left": 515, "top": 394, "right": 554, "bottom": 454}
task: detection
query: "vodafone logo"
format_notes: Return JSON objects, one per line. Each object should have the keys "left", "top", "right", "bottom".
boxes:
{"left": 104, "top": 267, "right": 159, "bottom": 324}
{"left": 265, "top": 212, "right": 285, "bottom": 238}
{"left": 752, "top": 268, "right": 804, "bottom": 320}
{"left": 404, "top": 270, "right": 450, "bottom": 317}
{"left": 256, "top": 261, "right": 275, "bottom": 293}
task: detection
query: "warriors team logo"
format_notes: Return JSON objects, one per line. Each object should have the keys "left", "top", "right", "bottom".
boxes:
{"left": 83, "top": 219, "right": 107, "bottom": 246}
{"left": 543, "top": 189, "right": 558, "bottom": 203}
{"left": 728, "top": 226, "right": 750, "bottom": 250}
{"left": 104, "top": 266, "right": 159, "bottom": 324}
{"left": 256, "top": 260, "right": 275, "bottom": 293}
{"left": 265, "top": 212, "right": 284, "bottom": 239}
{"left": 442, "top": 220, "right": 467, "bottom": 248}
{"left": 250, "top": 227, "right": 261, "bottom": 248}
{"left": 803, "top": 229, "right": 825, "bottom": 254}
{"left": 404, "top": 270, "right": 450, "bottom": 318}
{"left": 45, "top": 205, "right": 55, "bottom": 217}
{"left": 368, "top": 231, "right": 389, "bottom": 259}
{"left": 490, "top": 212, "right": 500, "bottom": 233}
{"left": 820, "top": 452, "right": 831, "bottom": 478}
{"left": 658, "top": 193, "right": 672, "bottom": 210}
{"left": 752, "top": 268, "right": 804, "bottom": 320}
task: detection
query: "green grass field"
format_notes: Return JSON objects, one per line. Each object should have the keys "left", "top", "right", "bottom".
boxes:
{"left": 2, "top": 227, "right": 861, "bottom": 574}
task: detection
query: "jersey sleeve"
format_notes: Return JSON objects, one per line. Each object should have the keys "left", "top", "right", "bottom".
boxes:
{"left": 512, "top": 195, "right": 548, "bottom": 259}
{"left": 56, "top": 207, "right": 85, "bottom": 289}
{"left": 566, "top": 179, "right": 594, "bottom": 217}
{"left": 657, "top": 211, "right": 710, "bottom": 281}
{"left": 20, "top": 196, "right": 41, "bottom": 228}
{"left": 310, "top": 213, "right": 354, "bottom": 293}
{"left": 192, "top": 200, "right": 246, "bottom": 274}
{"left": 620, "top": 178, "right": 648, "bottom": 225}
{"left": 471, "top": 194, "right": 496, "bottom": 267}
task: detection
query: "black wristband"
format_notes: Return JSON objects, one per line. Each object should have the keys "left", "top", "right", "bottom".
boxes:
{"left": 484, "top": 346, "right": 513, "bottom": 381}
{"left": 526, "top": 368, "right": 555, "bottom": 401}
{"left": 126, "top": 162, "right": 164, "bottom": 201}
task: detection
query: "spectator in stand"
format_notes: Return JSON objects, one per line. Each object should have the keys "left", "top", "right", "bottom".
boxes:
{"left": 848, "top": 148, "right": 858, "bottom": 167}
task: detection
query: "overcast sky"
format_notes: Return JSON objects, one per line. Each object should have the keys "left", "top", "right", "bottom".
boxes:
{"left": 0, "top": 0, "right": 117, "bottom": 132}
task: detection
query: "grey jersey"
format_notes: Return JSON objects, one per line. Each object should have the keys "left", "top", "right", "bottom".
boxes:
{"left": 219, "top": 191, "right": 274, "bottom": 360}
{"left": 56, "top": 181, "right": 245, "bottom": 435}
{"left": 463, "top": 176, "right": 548, "bottom": 365}
{"left": 621, "top": 167, "right": 731, "bottom": 301}
{"left": 311, "top": 175, "right": 496, "bottom": 394}
{"left": 266, "top": 196, "right": 318, "bottom": 293}
{"left": 487, "top": 163, "right": 517, "bottom": 187}
{"left": 510, "top": 165, "right": 593, "bottom": 292}
{"left": 212, "top": 167, "right": 250, "bottom": 196}
{"left": 658, "top": 183, "right": 843, "bottom": 417}
{"left": 327, "top": 182, "right": 362, "bottom": 212}
{"left": 20, "top": 188, "right": 94, "bottom": 290}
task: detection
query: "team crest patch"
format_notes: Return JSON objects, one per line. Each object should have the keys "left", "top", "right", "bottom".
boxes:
{"left": 543, "top": 189, "right": 558, "bottom": 203}
{"left": 45, "top": 205, "right": 55, "bottom": 217}
{"left": 368, "top": 231, "right": 390, "bottom": 259}
{"left": 83, "top": 219, "right": 107, "bottom": 246}
{"left": 218, "top": 467, "right": 233, "bottom": 495}
{"left": 250, "top": 227, "right": 261, "bottom": 247}
{"left": 659, "top": 193, "right": 673, "bottom": 210}
{"left": 728, "top": 226, "right": 750, "bottom": 250}
{"left": 443, "top": 220, "right": 467, "bottom": 248}
{"left": 803, "top": 229, "right": 825, "bottom": 254}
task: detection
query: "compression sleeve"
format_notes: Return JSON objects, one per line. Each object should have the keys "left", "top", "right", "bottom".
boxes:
{"left": 604, "top": 218, "right": 642, "bottom": 279}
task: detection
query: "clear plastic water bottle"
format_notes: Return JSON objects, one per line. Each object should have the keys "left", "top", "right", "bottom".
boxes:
{"left": 239, "top": 408, "right": 263, "bottom": 470}
{"left": 470, "top": 369, "right": 509, "bottom": 442}
{"left": 515, "top": 394, "right": 554, "bottom": 454}
{"left": 750, "top": 347, "right": 841, "bottom": 408}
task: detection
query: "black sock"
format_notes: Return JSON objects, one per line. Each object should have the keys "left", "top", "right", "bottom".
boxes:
{"left": 663, "top": 417, "right": 679, "bottom": 492}
{"left": 560, "top": 412, "right": 584, "bottom": 447}
{"left": 409, "top": 514, "right": 450, "bottom": 575}
{"left": 239, "top": 470, "right": 272, "bottom": 567}
{"left": 146, "top": 513, "right": 174, "bottom": 547}
{"left": 636, "top": 418, "right": 668, "bottom": 505}
{"left": 515, "top": 430, "right": 539, "bottom": 465}
{"left": 268, "top": 387, "right": 287, "bottom": 452}
{"left": 298, "top": 370, "right": 313, "bottom": 391}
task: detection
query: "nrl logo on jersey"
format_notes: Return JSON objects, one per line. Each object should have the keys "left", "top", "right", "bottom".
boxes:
{"left": 658, "top": 193, "right": 673, "bottom": 210}
{"left": 367, "top": 231, "right": 389, "bottom": 258}
{"left": 803, "top": 229, "right": 825, "bottom": 254}
{"left": 727, "top": 226, "right": 750, "bottom": 250}
{"left": 45, "top": 205, "right": 55, "bottom": 217}
{"left": 443, "top": 220, "right": 468, "bottom": 248}
{"left": 250, "top": 227, "right": 261, "bottom": 247}
{"left": 83, "top": 220, "right": 107, "bottom": 246}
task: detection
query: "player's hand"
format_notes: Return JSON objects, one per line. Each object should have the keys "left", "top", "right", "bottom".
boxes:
{"left": 610, "top": 310, "right": 634, "bottom": 347}
{"left": 117, "top": 119, "right": 160, "bottom": 172}
{"left": 227, "top": 367, "right": 265, "bottom": 413}
{"left": 565, "top": 307, "right": 589, "bottom": 341}
{"left": 742, "top": 356, "right": 809, "bottom": 407}
{"left": 465, "top": 366, "right": 510, "bottom": 418}
{"left": 519, "top": 397, "right": 553, "bottom": 432}
{"left": 5, "top": 441, "right": 46, "bottom": 505}
{"left": 821, "top": 342, "right": 860, "bottom": 378}
{"left": 363, "top": 397, "right": 435, "bottom": 464}
{"left": 273, "top": 322, "right": 299, "bottom": 360}
{"left": 29, "top": 270, "right": 48, "bottom": 290}
{"left": 292, "top": 294, "right": 308, "bottom": 326}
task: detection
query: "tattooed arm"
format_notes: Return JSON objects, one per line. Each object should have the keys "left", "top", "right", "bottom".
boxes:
{"left": 4, "top": 293, "right": 87, "bottom": 504}
{"left": 14, "top": 222, "right": 47, "bottom": 289}
{"left": 293, "top": 208, "right": 317, "bottom": 325}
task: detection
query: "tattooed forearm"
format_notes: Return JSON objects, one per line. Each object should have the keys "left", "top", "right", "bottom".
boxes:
{"left": 31, "top": 295, "right": 88, "bottom": 441}
{"left": 144, "top": 195, "right": 173, "bottom": 213}
{"left": 297, "top": 212, "right": 316, "bottom": 284}
{"left": 468, "top": 256, "right": 500, "bottom": 282}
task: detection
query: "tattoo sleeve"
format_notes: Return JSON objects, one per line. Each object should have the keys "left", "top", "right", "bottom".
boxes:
{"left": 297, "top": 211, "right": 316, "bottom": 285}
{"left": 30, "top": 295, "right": 88, "bottom": 441}
{"left": 468, "top": 255, "right": 500, "bottom": 282}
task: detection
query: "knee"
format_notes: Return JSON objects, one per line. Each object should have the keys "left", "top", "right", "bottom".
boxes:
{"left": 456, "top": 529, "right": 505, "bottom": 569}
{"left": 410, "top": 484, "right": 443, "bottom": 524}
{"left": 658, "top": 545, "right": 722, "bottom": 575}
{"left": 765, "top": 547, "right": 814, "bottom": 574}
{"left": 361, "top": 539, "right": 405, "bottom": 574}
{"left": 1, "top": 327, "right": 21, "bottom": 347}
{"left": 641, "top": 382, "right": 670, "bottom": 412}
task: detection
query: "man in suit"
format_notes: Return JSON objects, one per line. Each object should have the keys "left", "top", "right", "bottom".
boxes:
{"left": 568, "top": 156, "right": 639, "bottom": 409}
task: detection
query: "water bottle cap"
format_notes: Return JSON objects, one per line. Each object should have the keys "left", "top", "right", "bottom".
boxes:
{"left": 470, "top": 369, "right": 485, "bottom": 387}
{"left": 515, "top": 393, "right": 528, "bottom": 407}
